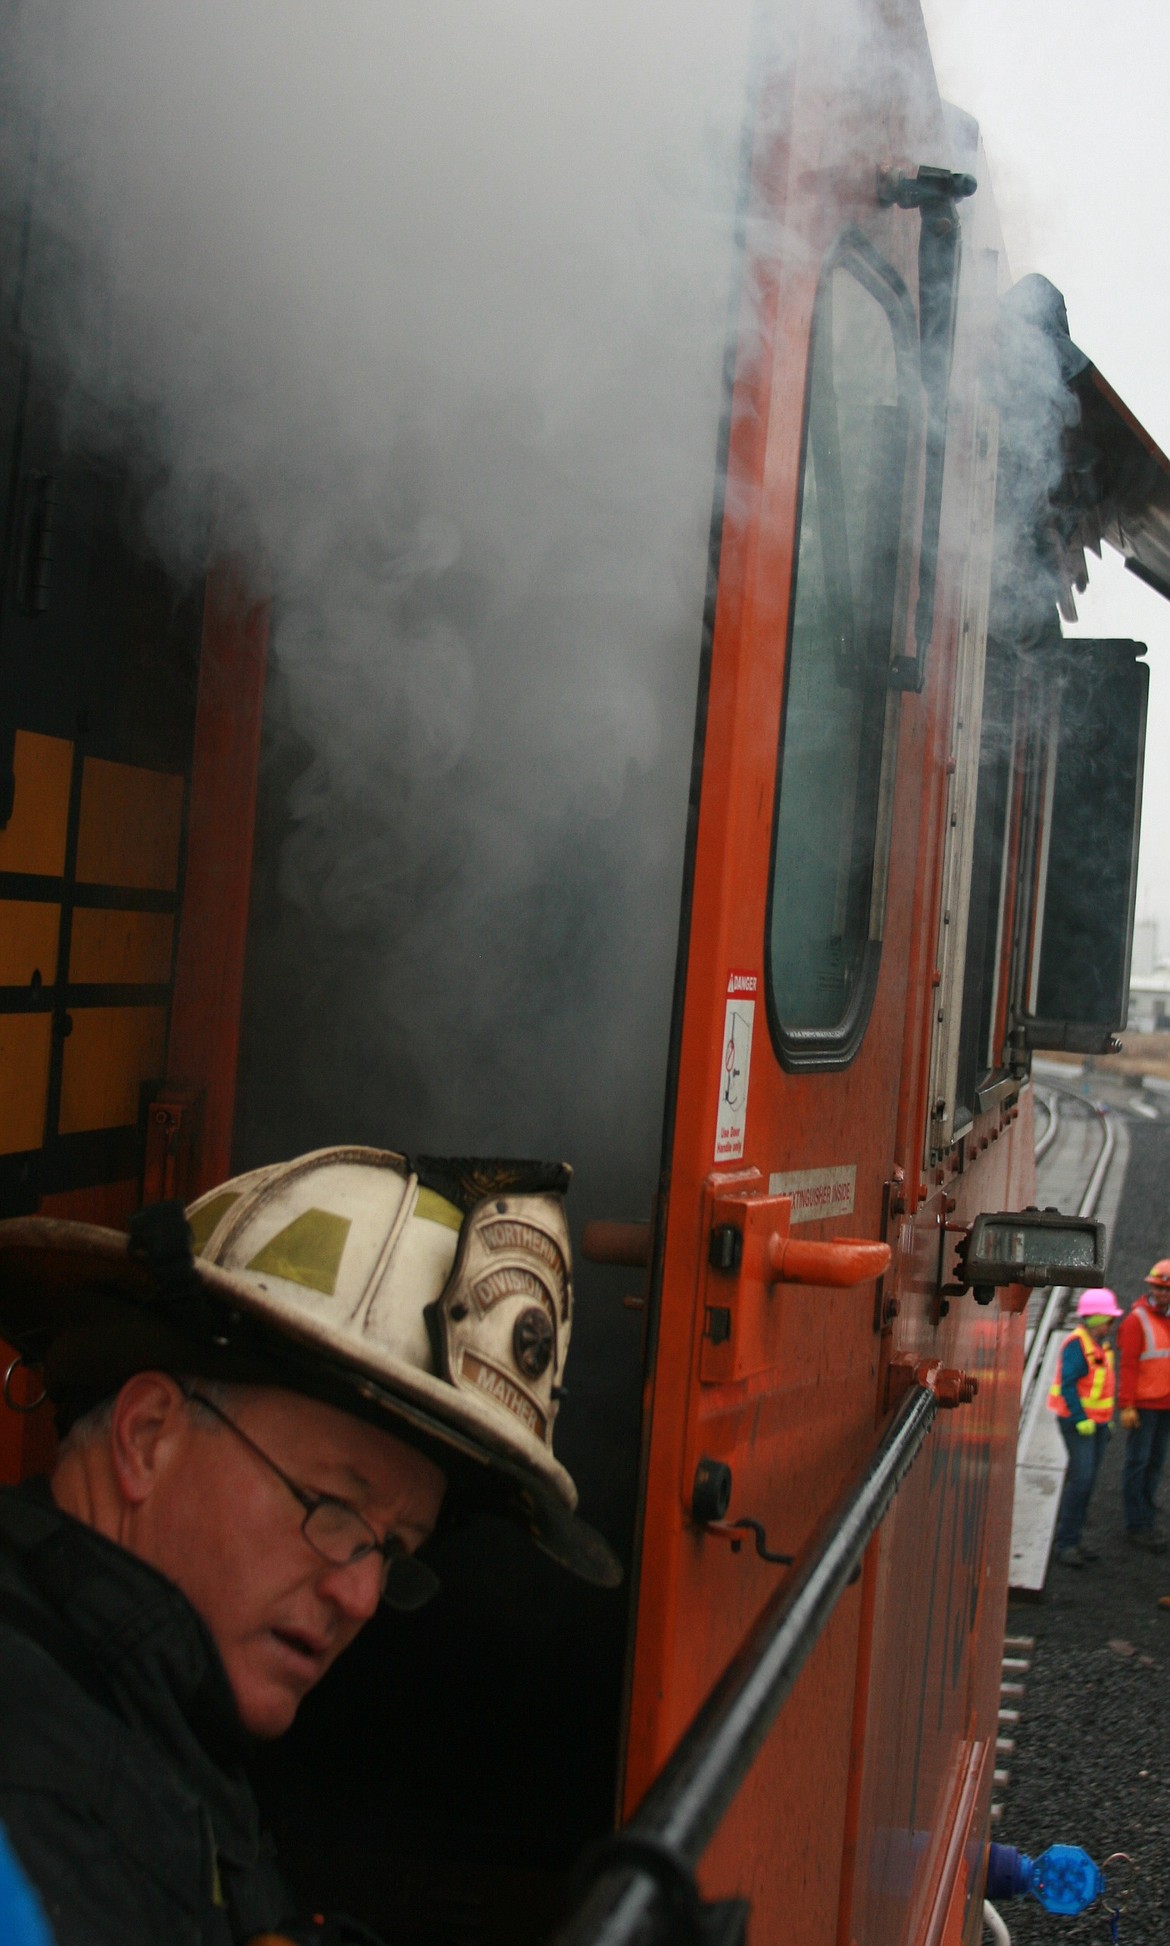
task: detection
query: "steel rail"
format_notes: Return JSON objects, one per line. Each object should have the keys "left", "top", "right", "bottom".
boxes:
{"left": 1019, "top": 1092, "right": 1115, "bottom": 1445}
{"left": 549, "top": 1383, "right": 939, "bottom": 1946}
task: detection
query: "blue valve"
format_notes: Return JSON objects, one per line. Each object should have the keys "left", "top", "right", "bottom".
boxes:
{"left": 987, "top": 1842, "right": 1105, "bottom": 1917}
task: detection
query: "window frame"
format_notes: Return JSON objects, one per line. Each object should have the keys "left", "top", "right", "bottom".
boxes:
{"left": 764, "top": 228, "right": 921, "bottom": 1073}
{"left": 921, "top": 393, "right": 1002, "bottom": 1158}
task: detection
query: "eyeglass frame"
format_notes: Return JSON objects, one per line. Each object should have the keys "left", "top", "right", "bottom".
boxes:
{"left": 179, "top": 1383, "right": 440, "bottom": 1610}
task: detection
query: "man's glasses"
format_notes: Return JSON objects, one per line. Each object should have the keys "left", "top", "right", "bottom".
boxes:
{"left": 182, "top": 1386, "right": 439, "bottom": 1611}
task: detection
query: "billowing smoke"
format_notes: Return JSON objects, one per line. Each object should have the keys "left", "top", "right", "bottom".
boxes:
{"left": 4, "top": 2, "right": 773, "bottom": 1179}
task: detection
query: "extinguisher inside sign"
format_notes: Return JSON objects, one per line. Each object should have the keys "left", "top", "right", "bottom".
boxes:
{"left": 715, "top": 970, "right": 757, "bottom": 1162}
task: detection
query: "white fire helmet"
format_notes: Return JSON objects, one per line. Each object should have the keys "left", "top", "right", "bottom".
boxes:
{"left": 188, "top": 1147, "right": 574, "bottom": 1493}
{"left": 0, "top": 1147, "right": 620, "bottom": 1586}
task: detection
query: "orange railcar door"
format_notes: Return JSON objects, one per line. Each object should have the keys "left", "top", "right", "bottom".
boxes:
{"left": 620, "top": 21, "right": 947, "bottom": 1946}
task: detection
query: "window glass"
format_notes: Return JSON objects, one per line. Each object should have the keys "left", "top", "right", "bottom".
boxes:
{"left": 954, "top": 633, "right": 1015, "bottom": 1120}
{"left": 768, "top": 247, "right": 911, "bottom": 1060}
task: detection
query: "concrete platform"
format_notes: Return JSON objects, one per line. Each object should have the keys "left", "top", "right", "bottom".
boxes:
{"left": 1009, "top": 1333, "right": 1067, "bottom": 1594}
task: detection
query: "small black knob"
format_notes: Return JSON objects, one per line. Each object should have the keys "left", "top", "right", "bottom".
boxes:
{"left": 692, "top": 1456, "right": 732, "bottom": 1524}
{"left": 709, "top": 1225, "right": 743, "bottom": 1273}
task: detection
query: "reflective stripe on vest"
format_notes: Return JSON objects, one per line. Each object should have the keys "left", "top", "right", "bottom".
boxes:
{"left": 1048, "top": 1326, "right": 1115, "bottom": 1423}
{"left": 1134, "top": 1301, "right": 1170, "bottom": 1405}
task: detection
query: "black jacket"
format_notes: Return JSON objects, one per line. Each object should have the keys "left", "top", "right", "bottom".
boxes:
{"left": 0, "top": 1480, "right": 291, "bottom": 1945}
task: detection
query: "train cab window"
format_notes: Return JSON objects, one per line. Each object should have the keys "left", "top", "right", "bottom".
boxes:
{"left": 767, "top": 237, "right": 916, "bottom": 1067}
{"left": 953, "top": 630, "right": 1016, "bottom": 1122}
{"left": 923, "top": 400, "right": 1000, "bottom": 1154}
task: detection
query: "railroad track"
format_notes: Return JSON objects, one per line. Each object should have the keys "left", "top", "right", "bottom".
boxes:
{"left": 1032, "top": 1088, "right": 1058, "bottom": 1164}
{"left": 1008, "top": 1085, "right": 1121, "bottom": 1598}
{"left": 994, "top": 1086, "right": 1119, "bottom": 1832}
{"left": 1022, "top": 1091, "right": 1115, "bottom": 1378}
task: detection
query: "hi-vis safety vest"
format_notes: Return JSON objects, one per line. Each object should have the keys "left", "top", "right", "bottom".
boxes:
{"left": 1049, "top": 1326, "right": 1115, "bottom": 1424}
{"left": 1134, "top": 1300, "right": 1170, "bottom": 1405}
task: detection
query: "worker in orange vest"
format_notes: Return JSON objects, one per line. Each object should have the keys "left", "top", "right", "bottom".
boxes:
{"left": 1048, "top": 1288, "right": 1120, "bottom": 1567}
{"left": 1117, "top": 1258, "right": 1170, "bottom": 1553}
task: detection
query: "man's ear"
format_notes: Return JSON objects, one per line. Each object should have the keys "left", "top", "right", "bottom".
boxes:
{"left": 109, "top": 1372, "right": 188, "bottom": 1509}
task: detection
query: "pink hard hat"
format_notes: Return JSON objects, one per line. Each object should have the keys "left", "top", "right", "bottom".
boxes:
{"left": 1075, "top": 1287, "right": 1122, "bottom": 1319}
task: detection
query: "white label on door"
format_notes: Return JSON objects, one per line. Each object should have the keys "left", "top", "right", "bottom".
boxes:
{"left": 715, "top": 971, "right": 757, "bottom": 1162}
{"left": 768, "top": 1164, "right": 857, "bottom": 1225}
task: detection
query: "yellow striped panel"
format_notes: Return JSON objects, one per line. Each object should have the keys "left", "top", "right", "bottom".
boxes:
{"left": 75, "top": 758, "right": 185, "bottom": 891}
{"left": 0, "top": 732, "right": 72, "bottom": 877}
{"left": 0, "top": 1015, "right": 52, "bottom": 1155}
{"left": 69, "top": 909, "right": 174, "bottom": 986}
{"left": 58, "top": 1006, "right": 167, "bottom": 1134}
{"left": 0, "top": 903, "right": 59, "bottom": 986}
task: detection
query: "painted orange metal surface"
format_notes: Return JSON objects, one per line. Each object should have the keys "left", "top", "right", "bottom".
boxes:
{"left": 0, "top": 6, "right": 1097, "bottom": 1941}
{"left": 164, "top": 559, "right": 270, "bottom": 1195}
{"left": 619, "top": 9, "right": 1031, "bottom": 1946}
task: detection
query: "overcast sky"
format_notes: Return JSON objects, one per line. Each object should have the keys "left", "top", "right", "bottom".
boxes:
{"left": 921, "top": 0, "right": 1170, "bottom": 955}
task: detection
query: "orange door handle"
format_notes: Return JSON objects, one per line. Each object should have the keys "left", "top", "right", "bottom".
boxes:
{"left": 765, "top": 1233, "right": 892, "bottom": 1288}
{"left": 581, "top": 1220, "right": 652, "bottom": 1268}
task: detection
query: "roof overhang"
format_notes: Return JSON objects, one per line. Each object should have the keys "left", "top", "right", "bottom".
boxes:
{"left": 997, "top": 274, "right": 1170, "bottom": 620}
{"left": 1070, "top": 361, "right": 1170, "bottom": 602}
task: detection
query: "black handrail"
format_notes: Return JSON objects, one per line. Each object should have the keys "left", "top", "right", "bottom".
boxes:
{"left": 550, "top": 1382, "right": 940, "bottom": 1946}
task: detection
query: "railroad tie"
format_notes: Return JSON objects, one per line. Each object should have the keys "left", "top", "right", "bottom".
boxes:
{"left": 992, "top": 1643, "right": 1032, "bottom": 1820}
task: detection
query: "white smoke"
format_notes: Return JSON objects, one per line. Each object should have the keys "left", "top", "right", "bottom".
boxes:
{"left": 6, "top": 2, "right": 782, "bottom": 1161}
{"left": 4, "top": 0, "right": 1087, "bottom": 1168}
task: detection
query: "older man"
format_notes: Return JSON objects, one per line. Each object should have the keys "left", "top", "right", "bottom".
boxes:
{"left": 0, "top": 1147, "right": 617, "bottom": 1945}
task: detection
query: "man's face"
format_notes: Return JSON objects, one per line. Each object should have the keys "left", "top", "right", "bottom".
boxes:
{"left": 1146, "top": 1285, "right": 1170, "bottom": 1314}
{"left": 122, "top": 1384, "right": 446, "bottom": 1737}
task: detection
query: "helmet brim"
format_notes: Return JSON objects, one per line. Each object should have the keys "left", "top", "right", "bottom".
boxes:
{"left": 0, "top": 1217, "right": 622, "bottom": 1589}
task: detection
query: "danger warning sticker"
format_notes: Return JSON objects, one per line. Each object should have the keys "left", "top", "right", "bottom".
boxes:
{"left": 715, "top": 970, "right": 757, "bottom": 1163}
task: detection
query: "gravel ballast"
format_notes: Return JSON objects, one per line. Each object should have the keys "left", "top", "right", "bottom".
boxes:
{"left": 994, "top": 1111, "right": 1170, "bottom": 1944}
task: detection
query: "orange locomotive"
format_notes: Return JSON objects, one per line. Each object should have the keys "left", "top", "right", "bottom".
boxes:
{"left": 1, "top": 3, "right": 1167, "bottom": 1945}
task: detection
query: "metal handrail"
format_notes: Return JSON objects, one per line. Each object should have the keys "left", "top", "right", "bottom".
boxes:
{"left": 549, "top": 1383, "right": 939, "bottom": 1946}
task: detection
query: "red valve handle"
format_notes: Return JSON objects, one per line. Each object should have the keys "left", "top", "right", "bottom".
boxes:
{"left": 765, "top": 1233, "right": 892, "bottom": 1288}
